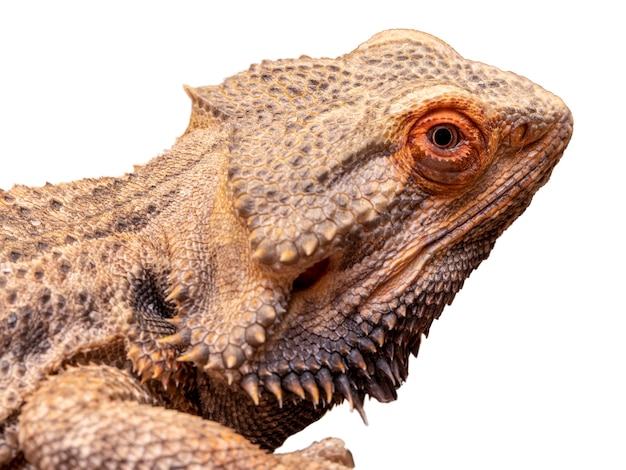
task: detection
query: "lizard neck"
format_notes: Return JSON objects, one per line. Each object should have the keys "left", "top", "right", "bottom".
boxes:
{"left": 194, "top": 371, "right": 330, "bottom": 451}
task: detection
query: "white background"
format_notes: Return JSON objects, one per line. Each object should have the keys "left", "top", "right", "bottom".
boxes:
{"left": 1, "top": 2, "right": 623, "bottom": 469}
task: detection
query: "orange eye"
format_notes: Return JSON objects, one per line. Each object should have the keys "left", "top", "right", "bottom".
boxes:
{"left": 407, "top": 109, "right": 489, "bottom": 190}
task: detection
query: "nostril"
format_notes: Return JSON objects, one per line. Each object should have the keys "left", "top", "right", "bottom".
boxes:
{"left": 293, "top": 258, "right": 330, "bottom": 291}
{"left": 510, "top": 122, "right": 530, "bottom": 147}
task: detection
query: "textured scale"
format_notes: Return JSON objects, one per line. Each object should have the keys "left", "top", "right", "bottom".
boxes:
{"left": 0, "top": 30, "right": 572, "bottom": 469}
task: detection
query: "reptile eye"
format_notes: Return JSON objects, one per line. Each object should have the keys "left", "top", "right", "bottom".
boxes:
{"left": 428, "top": 124, "right": 460, "bottom": 149}
{"left": 407, "top": 109, "right": 489, "bottom": 191}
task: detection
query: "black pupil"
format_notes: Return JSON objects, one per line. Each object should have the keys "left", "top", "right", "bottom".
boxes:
{"left": 433, "top": 126, "right": 454, "bottom": 147}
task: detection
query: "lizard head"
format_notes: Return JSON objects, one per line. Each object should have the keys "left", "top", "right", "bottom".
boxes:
{"left": 164, "top": 30, "right": 572, "bottom": 416}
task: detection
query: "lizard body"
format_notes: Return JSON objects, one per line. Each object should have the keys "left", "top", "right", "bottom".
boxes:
{"left": 0, "top": 30, "right": 572, "bottom": 469}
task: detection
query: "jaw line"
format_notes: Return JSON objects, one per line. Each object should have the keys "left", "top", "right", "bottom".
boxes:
{"left": 252, "top": 155, "right": 531, "bottom": 362}
{"left": 362, "top": 148, "right": 556, "bottom": 312}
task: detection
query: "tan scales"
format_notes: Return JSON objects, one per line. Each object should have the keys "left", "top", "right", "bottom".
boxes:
{"left": 0, "top": 30, "right": 572, "bottom": 469}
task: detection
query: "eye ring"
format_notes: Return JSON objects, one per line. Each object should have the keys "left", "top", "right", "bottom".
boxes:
{"left": 428, "top": 124, "right": 461, "bottom": 149}
{"left": 405, "top": 109, "right": 489, "bottom": 191}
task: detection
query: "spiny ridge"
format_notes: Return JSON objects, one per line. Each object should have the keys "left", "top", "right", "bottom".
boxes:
{"left": 300, "top": 372, "right": 320, "bottom": 406}
{"left": 241, "top": 374, "right": 260, "bottom": 405}
{"left": 127, "top": 338, "right": 182, "bottom": 389}
{"left": 235, "top": 300, "right": 422, "bottom": 418}
{"left": 157, "top": 330, "right": 190, "bottom": 347}
{"left": 283, "top": 373, "right": 306, "bottom": 400}
{"left": 263, "top": 374, "right": 284, "bottom": 408}
{"left": 177, "top": 343, "right": 210, "bottom": 366}
{"left": 316, "top": 368, "right": 334, "bottom": 403}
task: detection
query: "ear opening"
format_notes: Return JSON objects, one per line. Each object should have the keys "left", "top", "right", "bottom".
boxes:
{"left": 293, "top": 258, "right": 330, "bottom": 291}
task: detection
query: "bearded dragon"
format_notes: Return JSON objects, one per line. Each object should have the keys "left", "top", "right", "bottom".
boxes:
{"left": 0, "top": 29, "right": 572, "bottom": 469}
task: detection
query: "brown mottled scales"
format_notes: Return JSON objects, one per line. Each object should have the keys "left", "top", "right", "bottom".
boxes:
{"left": 0, "top": 30, "right": 572, "bottom": 469}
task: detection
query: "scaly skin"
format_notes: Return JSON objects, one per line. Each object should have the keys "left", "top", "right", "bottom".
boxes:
{"left": 0, "top": 29, "right": 572, "bottom": 469}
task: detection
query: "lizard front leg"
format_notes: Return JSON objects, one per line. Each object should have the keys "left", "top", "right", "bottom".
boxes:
{"left": 18, "top": 365, "right": 354, "bottom": 469}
